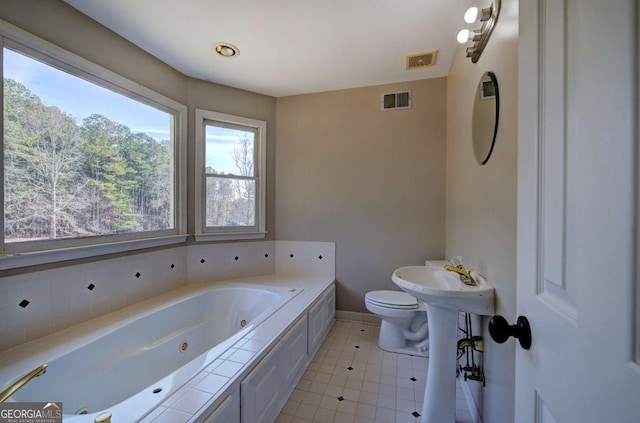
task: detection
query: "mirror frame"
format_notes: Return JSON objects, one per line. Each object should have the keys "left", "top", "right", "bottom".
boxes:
{"left": 472, "top": 71, "right": 500, "bottom": 165}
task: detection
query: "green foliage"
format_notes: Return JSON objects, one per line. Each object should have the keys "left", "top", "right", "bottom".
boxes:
{"left": 3, "top": 78, "right": 173, "bottom": 241}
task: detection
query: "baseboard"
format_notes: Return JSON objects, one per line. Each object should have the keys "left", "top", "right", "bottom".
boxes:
{"left": 335, "top": 310, "right": 381, "bottom": 325}
{"left": 461, "top": 380, "right": 483, "bottom": 423}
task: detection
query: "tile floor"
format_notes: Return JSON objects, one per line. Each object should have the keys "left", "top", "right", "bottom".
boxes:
{"left": 276, "top": 320, "right": 474, "bottom": 423}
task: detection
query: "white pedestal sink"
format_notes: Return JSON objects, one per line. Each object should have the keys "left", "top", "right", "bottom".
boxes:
{"left": 392, "top": 265, "right": 495, "bottom": 423}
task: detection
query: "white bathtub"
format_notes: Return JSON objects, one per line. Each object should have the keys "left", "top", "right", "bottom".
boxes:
{"left": 0, "top": 281, "right": 302, "bottom": 421}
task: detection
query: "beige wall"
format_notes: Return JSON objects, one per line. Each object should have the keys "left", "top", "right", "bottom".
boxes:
{"left": 0, "top": 0, "right": 187, "bottom": 105}
{"left": 445, "top": 0, "right": 518, "bottom": 422}
{"left": 3, "top": 2, "right": 518, "bottom": 419}
{"left": 276, "top": 79, "right": 446, "bottom": 312}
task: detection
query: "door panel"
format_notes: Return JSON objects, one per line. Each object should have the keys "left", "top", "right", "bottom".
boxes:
{"left": 537, "top": 0, "right": 577, "bottom": 321}
{"left": 282, "top": 316, "right": 308, "bottom": 387}
{"left": 240, "top": 344, "right": 283, "bottom": 423}
{"left": 307, "top": 295, "right": 325, "bottom": 354}
{"left": 517, "top": 0, "right": 639, "bottom": 422}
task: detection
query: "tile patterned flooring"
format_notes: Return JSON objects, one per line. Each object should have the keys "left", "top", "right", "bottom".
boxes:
{"left": 276, "top": 320, "right": 474, "bottom": 423}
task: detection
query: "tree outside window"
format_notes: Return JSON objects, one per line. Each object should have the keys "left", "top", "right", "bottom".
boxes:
{"left": 195, "top": 110, "right": 266, "bottom": 240}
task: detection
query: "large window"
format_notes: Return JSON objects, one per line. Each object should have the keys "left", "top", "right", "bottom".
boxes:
{"left": 195, "top": 110, "right": 266, "bottom": 240}
{"left": 1, "top": 22, "right": 186, "bottom": 261}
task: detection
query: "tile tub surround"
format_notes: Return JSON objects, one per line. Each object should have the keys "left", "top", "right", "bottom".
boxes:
{"left": 0, "top": 246, "right": 189, "bottom": 352}
{"left": 140, "top": 274, "right": 335, "bottom": 422}
{"left": 0, "top": 281, "right": 303, "bottom": 419}
{"left": 0, "top": 273, "right": 334, "bottom": 422}
{"left": 0, "top": 240, "right": 335, "bottom": 352}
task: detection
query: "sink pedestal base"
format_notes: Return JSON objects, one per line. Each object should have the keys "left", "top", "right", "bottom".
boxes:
{"left": 420, "top": 304, "right": 459, "bottom": 423}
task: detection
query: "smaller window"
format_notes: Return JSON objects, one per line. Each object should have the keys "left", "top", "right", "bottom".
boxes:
{"left": 195, "top": 110, "right": 266, "bottom": 240}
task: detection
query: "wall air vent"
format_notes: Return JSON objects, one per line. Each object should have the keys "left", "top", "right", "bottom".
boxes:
{"left": 406, "top": 50, "right": 438, "bottom": 70}
{"left": 382, "top": 91, "right": 411, "bottom": 111}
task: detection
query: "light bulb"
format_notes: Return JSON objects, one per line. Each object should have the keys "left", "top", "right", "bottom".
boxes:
{"left": 457, "top": 29, "right": 470, "bottom": 44}
{"left": 464, "top": 7, "right": 479, "bottom": 23}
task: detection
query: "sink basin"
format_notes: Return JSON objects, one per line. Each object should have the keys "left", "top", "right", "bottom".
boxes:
{"left": 391, "top": 264, "right": 495, "bottom": 422}
{"left": 392, "top": 265, "right": 494, "bottom": 315}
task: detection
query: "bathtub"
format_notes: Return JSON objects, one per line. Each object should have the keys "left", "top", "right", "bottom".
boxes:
{"left": 0, "top": 281, "right": 302, "bottom": 421}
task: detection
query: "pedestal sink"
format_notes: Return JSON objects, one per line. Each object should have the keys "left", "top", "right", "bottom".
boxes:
{"left": 392, "top": 265, "right": 495, "bottom": 423}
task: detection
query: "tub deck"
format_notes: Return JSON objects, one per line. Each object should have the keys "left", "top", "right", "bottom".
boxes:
{"left": 0, "top": 273, "right": 334, "bottom": 422}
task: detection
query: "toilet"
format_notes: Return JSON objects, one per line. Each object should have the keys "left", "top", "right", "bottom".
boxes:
{"left": 365, "top": 290, "right": 429, "bottom": 357}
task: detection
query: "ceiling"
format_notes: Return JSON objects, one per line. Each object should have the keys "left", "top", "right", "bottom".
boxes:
{"left": 63, "top": 0, "right": 470, "bottom": 98}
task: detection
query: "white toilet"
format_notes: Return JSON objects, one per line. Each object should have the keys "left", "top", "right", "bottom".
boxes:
{"left": 365, "top": 290, "right": 429, "bottom": 357}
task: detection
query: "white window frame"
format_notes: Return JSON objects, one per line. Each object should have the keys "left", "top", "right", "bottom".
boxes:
{"left": 195, "top": 109, "right": 266, "bottom": 241}
{"left": 0, "top": 20, "right": 187, "bottom": 269}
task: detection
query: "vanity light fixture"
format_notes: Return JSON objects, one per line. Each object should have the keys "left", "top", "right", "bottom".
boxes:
{"left": 464, "top": 7, "right": 480, "bottom": 24}
{"left": 214, "top": 43, "right": 239, "bottom": 58}
{"left": 456, "top": 0, "right": 501, "bottom": 63}
{"left": 456, "top": 29, "right": 482, "bottom": 44}
{"left": 464, "top": 6, "right": 493, "bottom": 24}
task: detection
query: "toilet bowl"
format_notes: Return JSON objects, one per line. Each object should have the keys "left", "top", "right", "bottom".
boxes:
{"left": 365, "top": 290, "right": 429, "bottom": 357}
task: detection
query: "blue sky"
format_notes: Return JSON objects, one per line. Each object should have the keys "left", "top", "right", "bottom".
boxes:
{"left": 4, "top": 47, "right": 248, "bottom": 172}
{"left": 4, "top": 47, "right": 170, "bottom": 141}
{"left": 205, "top": 125, "right": 254, "bottom": 175}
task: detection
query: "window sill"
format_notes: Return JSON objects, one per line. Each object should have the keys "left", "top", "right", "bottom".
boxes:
{"left": 0, "top": 235, "right": 188, "bottom": 271}
{"left": 194, "top": 232, "right": 267, "bottom": 242}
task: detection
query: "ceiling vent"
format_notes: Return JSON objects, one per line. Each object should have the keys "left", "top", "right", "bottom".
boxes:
{"left": 382, "top": 91, "right": 411, "bottom": 111}
{"left": 406, "top": 50, "right": 438, "bottom": 70}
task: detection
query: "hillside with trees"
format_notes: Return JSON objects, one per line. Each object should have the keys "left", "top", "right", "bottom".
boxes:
{"left": 3, "top": 78, "right": 172, "bottom": 242}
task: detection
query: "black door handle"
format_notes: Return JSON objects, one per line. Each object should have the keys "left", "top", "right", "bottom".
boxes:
{"left": 488, "top": 315, "right": 532, "bottom": 350}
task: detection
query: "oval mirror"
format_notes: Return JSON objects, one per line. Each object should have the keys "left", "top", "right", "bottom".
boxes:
{"left": 472, "top": 72, "right": 500, "bottom": 165}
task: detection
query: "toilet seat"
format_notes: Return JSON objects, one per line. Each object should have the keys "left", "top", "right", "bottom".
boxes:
{"left": 365, "top": 290, "right": 419, "bottom": 309}
{"left": 364, "top": 290, "right": 428, "bottom": 357}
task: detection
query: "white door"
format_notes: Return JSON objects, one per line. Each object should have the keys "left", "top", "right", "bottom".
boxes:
{"left": 516, "top": 0, "right": 640, "bottom": 422}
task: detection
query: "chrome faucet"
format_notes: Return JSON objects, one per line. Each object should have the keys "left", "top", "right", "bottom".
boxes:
{"left": 444, "top": 257, "right": 477, "bottom": 286}
{"left": 0, "top": 364, "right": 48, "bottom": 402}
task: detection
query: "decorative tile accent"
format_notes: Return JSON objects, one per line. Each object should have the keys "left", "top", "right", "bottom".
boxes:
{"left": 274, "top": 241, "right": 335, "bottom": 279}
{"left": 264, "top": 253, "right": 269, "bottom": 258}
{"left": 234, "top": 256, "right": 239, "bottom": 261}
{"left": 347, "top": 366, "right": 354, "bottom": 371}
{"left": 170, "top": 264, "right": 175, "bottom": 269}
{"left": 318, "top": 255, "right": 323, "bottom": 260}
{"left": 410, "top": 377, "right": 417, "bottom": 382}
{"left": 337, "top": 396, "right": 344, "bottom": 401}
{"left": 135, "top": 272, "right": 141, "bottom": 278}
{"left": 412, "top": 411, "right": 421, "bottom": 417}
{"left": 200, "top": 258, "right": 205, "bottom": 263}
{"left": 19, "top": 299, "right": 30, "bottom": 308}
{"left": 1, "top": 245, "right": 187, "bottom": 352}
